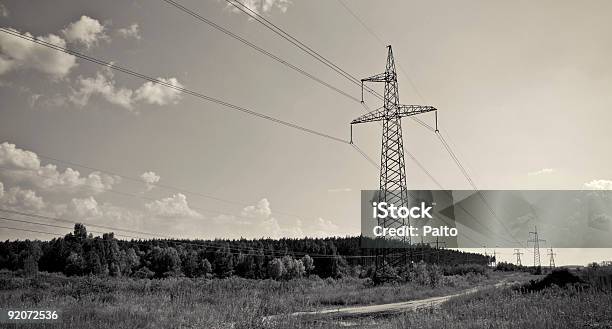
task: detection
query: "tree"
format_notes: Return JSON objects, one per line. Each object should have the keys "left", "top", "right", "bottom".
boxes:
{"left": 213, "top": 247, "right": 234, "bottom": 278}
{"left": 148, "top": 246, "right": 182, "bottom": 278}
{"left": 85, "top": 250, "right": 103, "bottom": 275}
{"left": 281, "top": 256, "right": 305, "bottom": 279}
{"left": 123, "top": 248, "right": 140, "bottom": 276}
{"left": 302, "top": 255, "right": 315, "bottom": 276}
{"left": 182, "top": 250, "right": 199, "bottom": 277}
{"left": 73, "top": 224, "right": 88, "bottom": 240}
{"left": 65, "top": 252, "right": 85, "bottom": 276}
{"left": 23, "top": 255, "right": 38, "bottom": 277}
{"left": 267, "top": 258, "right": 285, "bottom": 280}
{"left": 200, "top": 259, "right": 212, "bottom": 277}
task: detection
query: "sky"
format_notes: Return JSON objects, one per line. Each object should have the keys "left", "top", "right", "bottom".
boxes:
{"left": 0, "top": 0, "right": 611, "bottom": 265}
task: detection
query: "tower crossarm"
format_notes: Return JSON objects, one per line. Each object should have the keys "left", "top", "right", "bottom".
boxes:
{"left": 361, "top": 72, "right": 391, "bottom": 83}
{"left": 398, "top": 104, "right": 437, "bottom": 118}
{"left": 350, "top": 105, "right": 436, "bottom": 125}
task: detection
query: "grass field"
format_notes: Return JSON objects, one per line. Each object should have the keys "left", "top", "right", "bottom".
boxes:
{"left": 366, "top": 285, "right": 612, "bottom": 329}
{"left": 0, "top": 270, "right": 523, "bottom": 328}
{"left": 1, "top": 268, "right": 609, "bottom": 328}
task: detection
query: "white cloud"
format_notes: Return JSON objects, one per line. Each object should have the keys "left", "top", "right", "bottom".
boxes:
{"left": 0, "top": 28, "right": 77, "bottom": 78}
{"left": 584, "top": 180, "right": 612, "bottom": 190}
{"left": 0, "top": 182, "right": 46, "bottom": 211}
{"left": 69, "top": 71, "right": 184, "bottom": 111}
{"left": 241, "top": 198, "right": 273, "bottom": 219}
{"left": 0, "top": 2, "right": 8, "bottom": 17}
{"left": 53, "top": 196, "right": 144, "bottom": 230}
{"left": 213, "top": 198, "right": 341, "bottom": 239}
{"left": 314, "top": 217, "right": 339, "bottom": 233}
{"left": 0, "top": 142, "right": 40, "bottom": 170}
{"left": 229, "top": 0, "right": 292, "bottom": 15}
{"left": 140, "top": 171, "right": 160, "bottom": 191}
{"left": 134, "top": 78, "right": 183, "bottom": 106}
{"left": 68, "top": 196, "right": 102, "bottom": 218}
{"left": 145, "top": 193, "right": 202, "bottom": 219}
{"left": 117, "top": 24, "right": 141, "bottom": 40}
{"left": 528, "top": 168, "right": 555, "bottom": 176}
{"left": 70, "top": 72, "right": 134, "bottom": 110}
{"left": 0, "top": 142, "right": 118, "bottom": 194}
{"left": 62, "top": 16, "right": 109, "bottom": 48}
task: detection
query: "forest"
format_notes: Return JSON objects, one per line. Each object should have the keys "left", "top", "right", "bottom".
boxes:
{"left": 0, "top": 224, "right": 491, "bottom": 280}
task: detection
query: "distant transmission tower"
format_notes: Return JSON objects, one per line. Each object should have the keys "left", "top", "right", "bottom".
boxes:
{"left": 528, "top": 226, "right": 545, "bottom": 268}
{"left": 513, "top": 248, "right": 524, "bottom": 266}
{"left": 492, "top": 248, "right": 497, "bottom": 267}
{"left": 351, "top": 46, "right": 437, "bottom": 280}
{"left": 548, "top": 247, "right": 556, "bottom": 268}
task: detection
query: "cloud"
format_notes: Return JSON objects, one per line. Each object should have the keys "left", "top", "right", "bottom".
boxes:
{"left": 528, "top": 168, "right": 555, "bottom": 176}
{"left": 145, "top": 193, "right": 202, "bottom": 219}
{"left": 69, "top": 70, "right": 184, "bottom": 111}
{"left": 0, "top": 28, "right": 77, "bottom": 78}
{"left": 70, "top": 72, "right": 134, "bottom": 109}
{"left": 0, "top": 182, "right": 46, "bottom": 211}
{"left": 328, "top": 187, "right": 352, "bottom": 193}
{"left": 67, "top": 196, "right": 102, "bottom": 218}
{"left": 314, "top": 217, "right": 339, "bottom": 233}
{"left": 140, "top": 171, "right": 160, "bottom": 191}
{"left": 0, "top": 142, "right": 118, "bottom": 194}
{"left": 0, "top": 2, "right": 8, "bottom": 17}
{"left": 53, "top": 196, "right": 144, "bottom": 230}
{"left": 117, "top": 24, "right": 141, "bottom": 40}
{"left": 229, "top": 0, "right": 292, "bottom": 15}
{"left": 212, "top": 198, "right": 341, "bottom": 239}
{"left": 62, "top": 16, "right": 109, "bottom": 48}
{"left": 241, "top": 198, "right": 273, "bottom": 218}
{"left": 584, "top": 180, "right": 612, "bottom": 190}
{"left": 134, "top": 78, "right": 183, "bottom": 106}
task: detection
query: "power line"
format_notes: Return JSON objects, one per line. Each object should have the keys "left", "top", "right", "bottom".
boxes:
{"left": 0, "top": 214, "right": 375, "bottom": 259}
{"left": 436, "top": 131, "right": 524, "bottom": 247}
{"left": 0, "top": 208, "right": 167, "bottom": 239}
{"left": 0, "top": 28, "right": 385, "bottom": 206}
{"left": 0, "top": 164, "right": 296, "bottom": 225}
{"left": 0, "top": 213, "right": 330, "bottom": 258}
{"left": 351, "top": 143, "right": 379, "bottom": 170}
{"left": 33, "top": 153, "right": 305, "bottom": 220}
{"left": 336, "top": 0, "right": 428, "bottom": 104}
{"left": 336, "top": 0, "right": 385, "bottom": 47}
{"left": 0, "top": 28, "right": 349, "bottom": 145}
{"left": 223, "top": 0, "right": 383, "bottom": 100}
{"left": 336, "top": 3, "right": 525, "bottom": 247}
{"left": 159, "top": 0, "right": 360, "bottom": 103}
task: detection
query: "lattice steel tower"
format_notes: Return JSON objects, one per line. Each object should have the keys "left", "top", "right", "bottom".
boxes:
{"left": 513, "top": 248, "right": 523, "bottom": 266}
{"left": 351, "top": 46, "right": 437, "bottom": 279}
{"left": 548, "top": 248, "right": 556, "bottom": 268}
{"left": 528, "top": 226, "right": 545, "bottom": 268}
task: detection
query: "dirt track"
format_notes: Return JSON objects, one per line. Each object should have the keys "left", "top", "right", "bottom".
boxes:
{"left": 267, "top": 279, "right": 518, "bottom": 322}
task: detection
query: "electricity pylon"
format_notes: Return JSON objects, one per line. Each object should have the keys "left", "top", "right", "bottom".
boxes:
{"left": 492, "top": 247, "right": 498, "bottom": 267}
{"left": 528, "top": 226, "right": 545, "bottom": 268}
{"left": 513, "top": 248, "right": 523, "bottom": 266}
{"left": 548, "top": 247, "right": 556, "bottom": 268}
{"left": 351, "top": 45, "right": 437, "bottom": 280}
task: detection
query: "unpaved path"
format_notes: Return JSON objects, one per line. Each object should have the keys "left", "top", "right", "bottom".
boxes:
{"left": 267, "top": 279, "right": 520, "bottom": 322}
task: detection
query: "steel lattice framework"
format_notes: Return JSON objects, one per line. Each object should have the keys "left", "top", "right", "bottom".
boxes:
{"left": 351, "top": 46, "right": 437, "bottom": 280}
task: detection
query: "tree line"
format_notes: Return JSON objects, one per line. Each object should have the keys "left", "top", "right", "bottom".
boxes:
{"left": 0, "top": 224, "right": 490, "bottom": 279}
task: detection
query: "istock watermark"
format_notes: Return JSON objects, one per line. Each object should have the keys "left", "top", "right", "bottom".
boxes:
{"left": 360, "top": 190, "right": 612, "bottom": 249}
{"left": 361, "top": 190, "right": 460, "bottom": 249}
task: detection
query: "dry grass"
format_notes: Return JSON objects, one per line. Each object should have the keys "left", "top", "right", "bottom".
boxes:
{"left": 371, "top": 286, "right": 612, "bottom": 329}
{"left": 0, "top": 270, "right": 521, "bottom": 328}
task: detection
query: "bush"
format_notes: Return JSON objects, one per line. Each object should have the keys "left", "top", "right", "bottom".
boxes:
{"left": 442, "top": 264, "right": 487, "bottom": 276}
{"left": 134, "top": 266, "right": 155, "bottom": 279}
